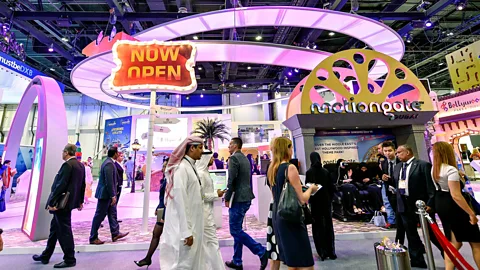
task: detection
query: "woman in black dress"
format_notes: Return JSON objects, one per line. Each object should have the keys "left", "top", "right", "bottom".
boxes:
{"left": 432, "top": 142, "right": 480, "bottom": 270}
{"left": 134, "top": 158, "right": 169, "bottom": 267}
{"left": 306, "top": 152, "right": 336, "bottom": 261}
{"left": 267, "top": 137, "right": 319, "bottom": 269}
{"left": 332, "top": 159, "right": 364, "bottom": 214}
{"left": 352, "top": 163, "right": 383, "bottom": 212}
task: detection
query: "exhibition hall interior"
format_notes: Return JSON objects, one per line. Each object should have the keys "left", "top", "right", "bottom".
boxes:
{"left": 1, "top": 0, "right": 480, "bottom": 269}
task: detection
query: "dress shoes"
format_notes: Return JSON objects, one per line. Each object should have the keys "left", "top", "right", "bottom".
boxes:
{"left": 259, "top": 252, "right": 268, "bottom": 270}
{"left": 89, "top": 239, "right": 105, "bottom": 245}
{"left": 112, "top": 232, "right": 129, "bottom": 242}
{"left": 54, "top": 261, "right": 76, "bottom": 268}
{"left": 328, "top": 253, "right": 337, "bottom": 260}
{"left": 225, "top": 261, "right": 243, "bottom": 270}
{"left": 32, "top": 254, "right": 49, "bottom": 264}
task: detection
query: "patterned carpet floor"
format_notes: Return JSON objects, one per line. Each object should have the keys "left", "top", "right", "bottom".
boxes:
{"left": 2, "top": 214, "right": 386, "bottom": 248}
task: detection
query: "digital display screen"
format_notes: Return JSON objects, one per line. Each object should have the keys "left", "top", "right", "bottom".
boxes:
{"left": 210, "top": 170, "right": 228, "bottom": 191}
{"left": 23, "top": 138, "right": 43, "bottom": 234}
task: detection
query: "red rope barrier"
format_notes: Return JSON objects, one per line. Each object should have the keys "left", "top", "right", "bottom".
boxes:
{"left": 429, "top": 222, "right": 475, "bottom": 270}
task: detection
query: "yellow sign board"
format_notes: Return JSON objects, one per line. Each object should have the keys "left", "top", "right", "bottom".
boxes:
{"left": 445, "top": 40, "right": 480, "bottom": 92}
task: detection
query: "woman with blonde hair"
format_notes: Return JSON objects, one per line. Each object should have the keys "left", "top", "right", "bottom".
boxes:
{"left": 432, "top": 141, "right": 480, "bottom": 270}
{"left": 471, "top": 148, "right": 480, "bottom": 160}
{"left": 267, "top": 137, "right": 319, "bottom": 270}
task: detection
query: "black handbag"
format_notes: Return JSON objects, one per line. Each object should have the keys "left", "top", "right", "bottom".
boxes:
{"left": 54, "top": 192, "right": 70, "bottom": 210}
{"left": 459, "top": 176, "right": 480, "bottom": 215}
{"left": 277, "top": 164, "right": 304, "bottom": 223}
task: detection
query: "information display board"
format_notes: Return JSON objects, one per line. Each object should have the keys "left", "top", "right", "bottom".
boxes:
{"left": 210, "top": 170, "right": 228, "bottom": 191}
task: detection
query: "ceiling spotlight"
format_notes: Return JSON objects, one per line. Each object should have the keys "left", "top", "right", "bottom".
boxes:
{"left": 439, "top": 62, "right": 444, "bottom": 66}
{"left": 242, "top": 84, "right": 247, "bottom": 88}
{"left": 202, "top": 88, "right": 205, "bottom": 91}
{"left": 236, "top": 93, "right": 240, "bottom": 97}
{"left": 198, "top": 66, "right": 202, "bottom": 70}
{"left": 455, "top": 0, "right": 467, "bottom": 10}
{"left": 306, "top": 44, "right": 310, "bottom": 49}
{"left": 49, "top": 68, "right": 55, "bottom": 71}
{"left": 176, "top": 94, "right": 180, "bottom": 99}
{"left": 288, "top": 71, "right": 292, "bottom": 76}
{"left": 193, "top": 35, "right": 199, "bottom": 40}
{"left": 450, "top": 90, "right": 456, "bottom": 94}
{"left": 247, "top": 66, "right": 251, "bottom": 70}
{"left": 186, "top": 95, "right": 190, "bottom": 100}
{"left": 404, "top": 33, "right": 413, "bottom": 43}
{"left": 48, "top": 43, "right": 54, "bottom": 52}
{"left": 328, "top": 32, "right": 335, "bottom": 36}
{"left": 200, "top": 94, "right": 204, "bottom": 98}
{"left": 424, "top": 19, "right": 433, "bottom": 28}
{"left": 312, "top": 44, "right": 317, "bottom": 49}
{"left": 255, "top": 35, "right": 262, "bottom": 41}
{"left": 448, "top": 32, "right": 454, "bottom": 36}
{"left": 61, "top": 37, "right": 69, "bottom": 42}
{"left": 257, "top": 93, "right": 260, "bottom": 97}
{"left": 294, "top": 68, "right": 299, "bottom": 73}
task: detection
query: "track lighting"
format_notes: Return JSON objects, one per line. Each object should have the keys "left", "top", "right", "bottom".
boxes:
{"left": 48, "top": 43, "right": 54, "bottom": 52}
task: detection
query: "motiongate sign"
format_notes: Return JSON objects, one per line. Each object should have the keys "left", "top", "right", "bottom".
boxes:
{"left": 110, "top": 40, "right": 197, "bottom": 93}
{"left": 311, "top": 98, "right": 424, "bottom": 120}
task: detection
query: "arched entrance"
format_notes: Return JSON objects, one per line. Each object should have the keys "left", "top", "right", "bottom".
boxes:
{"left": 2, "top": 76, "right": 67, "bottom": 241}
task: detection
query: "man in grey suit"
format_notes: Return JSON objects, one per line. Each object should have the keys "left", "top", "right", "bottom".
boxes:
{"left": 225, "top": 138, "right": 267, "bottom": 270}
{"left": 89, "top": 147, "right": 129, "bottom": 245}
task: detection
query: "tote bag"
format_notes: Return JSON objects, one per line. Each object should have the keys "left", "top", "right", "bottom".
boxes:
{"left": 277, "top": 164, "right": 304, "bottom": 223}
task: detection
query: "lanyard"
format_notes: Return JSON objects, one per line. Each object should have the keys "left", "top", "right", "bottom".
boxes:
{"left": 183, "top": 157, "right": 202, "bottom": 186}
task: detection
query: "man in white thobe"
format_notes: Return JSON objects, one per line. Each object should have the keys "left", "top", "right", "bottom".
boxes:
{"left": 196, "top": 150, "right": 226, "bottom": 270}
{"left": 159, "top": 136, "right": 205, "bottom": 270}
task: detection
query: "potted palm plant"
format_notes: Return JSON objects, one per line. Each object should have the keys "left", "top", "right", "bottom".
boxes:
{"left": 191, "top": 118, "right": 230, "bottom": 150}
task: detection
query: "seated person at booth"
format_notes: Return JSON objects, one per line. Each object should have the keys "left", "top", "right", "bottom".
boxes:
{"left": 332, "top": 159, "right": 365, "bottom": 214}
{"left": 353, "top": 163, "right": 383, "bottom": 211}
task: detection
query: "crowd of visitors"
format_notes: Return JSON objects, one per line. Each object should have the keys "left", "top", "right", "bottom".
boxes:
{"left": 0, "top": 135, "right": 474, "bottom": 269}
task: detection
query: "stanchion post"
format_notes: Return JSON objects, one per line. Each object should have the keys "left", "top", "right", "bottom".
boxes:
{"left": 416, "top": 200, "right": 436, "bottom": 270}
{"left": 141, "top": 89, "right": 156, "bottom": 234}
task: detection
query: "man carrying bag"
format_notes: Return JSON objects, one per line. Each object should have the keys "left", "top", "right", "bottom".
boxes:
{"left": 32, "top": 144, "right": 86, "bottom": 268}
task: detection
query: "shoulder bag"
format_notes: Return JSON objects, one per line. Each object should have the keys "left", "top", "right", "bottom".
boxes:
{"left": 459, "top": 174, "right": 480, "bottom": 215}
{"left": 277, "top": 164, "right": 306, "bottom": 223}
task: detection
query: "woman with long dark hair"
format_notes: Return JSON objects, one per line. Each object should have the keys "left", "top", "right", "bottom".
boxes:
{"left": 134, "top": 158, "right": 169, "bottom": 267}
{"left": 267, "top": 137, "right": 319, "bottom": 269}
{"left": 432, "top": 142, "right": 480, "bottom": 270}
{"left": 306, "top": 152, "right": 336, "bottom": 261}
{"left": 332, "top": 159, "right": 364, "bottom": 214}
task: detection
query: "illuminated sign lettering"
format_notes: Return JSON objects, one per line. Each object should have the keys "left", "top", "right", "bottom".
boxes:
{"left": 310, "top": 98, "right": 423, "bottom": 120}
{"left": 110, "top": 40, "right": 197, "bottom": 93}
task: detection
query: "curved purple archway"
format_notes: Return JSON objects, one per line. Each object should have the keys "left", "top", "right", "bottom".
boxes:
{"left": 2, "top": 76, "right": 67, "bottom": 241}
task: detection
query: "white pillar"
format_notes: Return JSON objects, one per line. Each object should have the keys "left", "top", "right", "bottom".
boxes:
{"left": 142, "top": 90, "right": 156, "bottom": 233}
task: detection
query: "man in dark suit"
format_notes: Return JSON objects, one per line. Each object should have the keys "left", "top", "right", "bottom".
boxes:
{"left": 113, "top": 151, "right": 124, "bottom": 223}
{"left": 380, "top": 142, "right": 405, "bottom": 241}
{"left": 224, "top": 138, "right": 268, "bottom": 270}
{"left": 394, "top": 145, "right": 443, "bottom": 268}
{"left": 89, "top": 147, "right": 129, "bottom": 245}
{"left": 32, "top": 144, "right": 85, "bottom": 268}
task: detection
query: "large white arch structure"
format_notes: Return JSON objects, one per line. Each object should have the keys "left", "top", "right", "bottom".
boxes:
{"left": 2, "top": 76, "right": 67, "bottom": 241}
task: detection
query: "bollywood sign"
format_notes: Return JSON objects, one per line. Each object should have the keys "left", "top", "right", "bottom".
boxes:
{"left": 311, "top": 98, "right": 424, "bottom": 120}
{"left": 110, "top": 40, "right": 197, "bottom": 93}
{"left": 438, "top": 90, "right": 480, "bottom": 118}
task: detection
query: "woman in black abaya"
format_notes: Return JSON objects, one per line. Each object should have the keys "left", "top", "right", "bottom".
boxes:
{"left": 306, "top": 152, "right": 336, "bottom": 260}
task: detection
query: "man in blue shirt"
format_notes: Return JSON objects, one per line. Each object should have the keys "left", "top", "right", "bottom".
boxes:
{"left": 124, "top": 157, "right": 135, "bottom": 188}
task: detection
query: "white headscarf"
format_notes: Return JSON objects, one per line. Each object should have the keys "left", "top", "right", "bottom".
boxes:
{"left": 196, "top": 150, "right": 213, "bottom": 176}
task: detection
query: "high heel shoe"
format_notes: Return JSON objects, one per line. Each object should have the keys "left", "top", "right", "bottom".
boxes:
{"left": 134, "top": 259, "right": 152, "bottom": 268}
